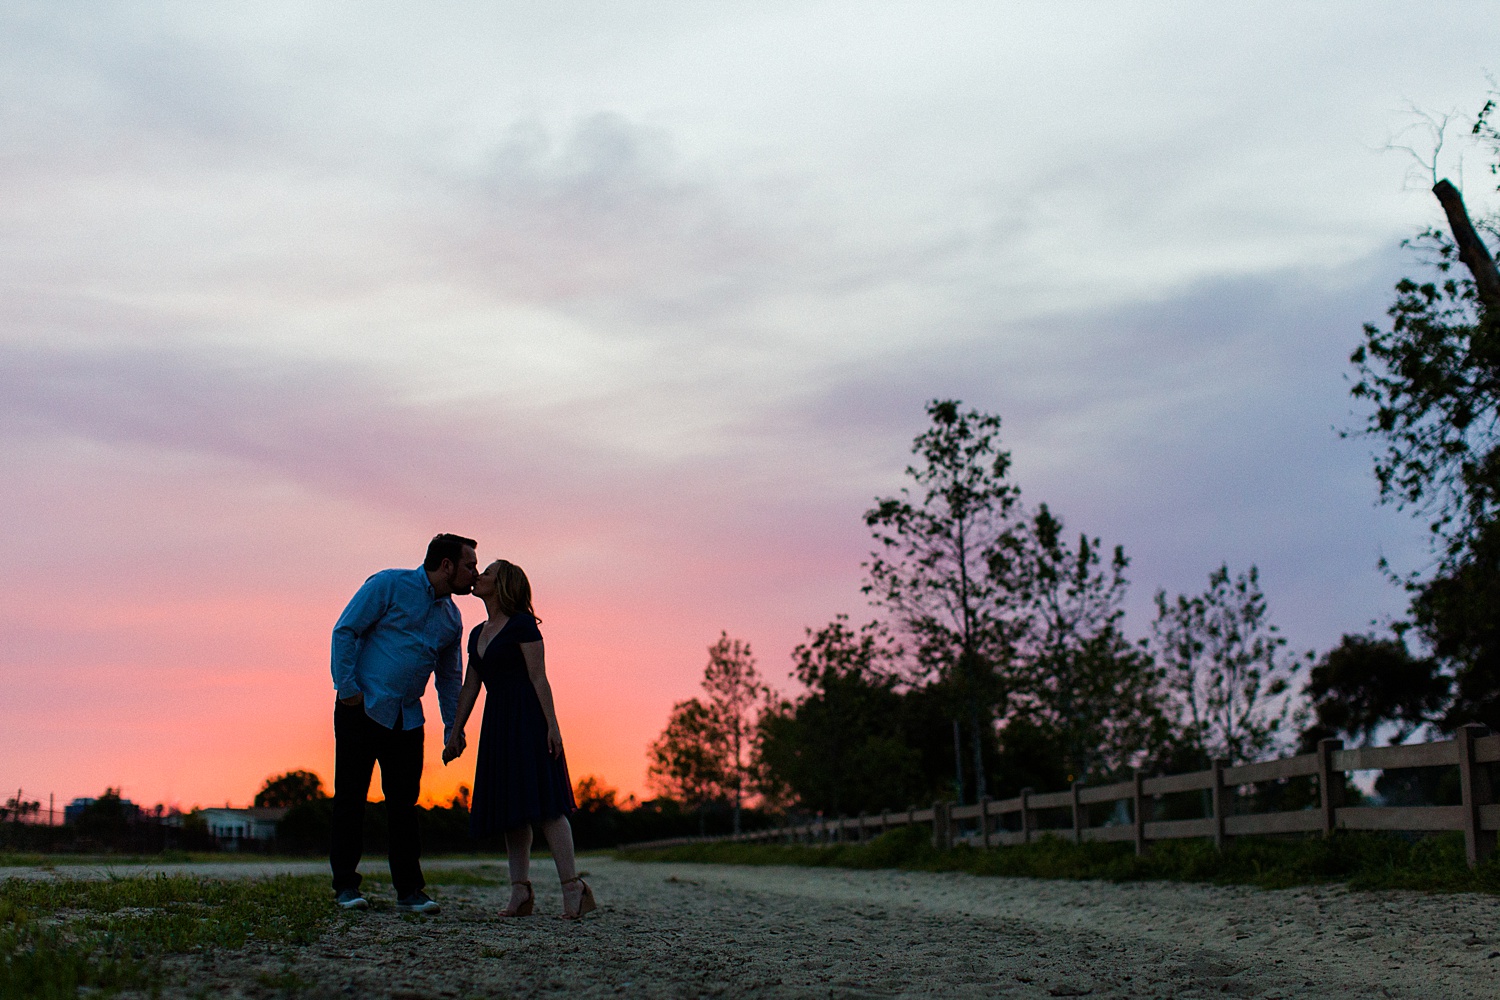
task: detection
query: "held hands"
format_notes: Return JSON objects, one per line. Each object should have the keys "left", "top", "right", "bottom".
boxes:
{"left": 338, "top": 692, "right": 364, "bottom": 706}
{"left": 547, "top": 722, "right": 564, "bottom": 759}
{"left": 442, "top": 730, "right": 467, "bottom": 764}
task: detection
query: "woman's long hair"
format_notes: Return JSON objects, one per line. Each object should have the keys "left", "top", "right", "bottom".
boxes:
{"left": 494, "top": 560, "right": 538, "bottom": 621}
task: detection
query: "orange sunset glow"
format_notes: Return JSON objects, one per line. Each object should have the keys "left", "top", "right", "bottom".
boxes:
{"left": 4, "top": 5, "right": 1486, "bottom": 821}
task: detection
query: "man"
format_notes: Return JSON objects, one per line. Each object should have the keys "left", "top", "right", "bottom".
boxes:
{"left": 329, "top": 533, "right": 478, "bottom": 913}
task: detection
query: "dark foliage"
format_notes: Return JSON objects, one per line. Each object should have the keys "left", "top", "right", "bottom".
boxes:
{"left": 1409, "top": 521, "right": 1500, "bottom": 730}
{"left": 1346, "top": 94, "right": 1500, "bottom": 734}
{"left": 1299, "top": 632, "right": 1449, "bottom": 749}
{"left": 253, "top": 770, "right": 328, "bottom": 808}
{"left": 757, "top": 617, "right": 928, "bottom": 815}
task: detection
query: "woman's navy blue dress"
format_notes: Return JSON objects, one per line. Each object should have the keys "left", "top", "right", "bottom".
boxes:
{"left": 468, "top": 613, "right": 576, "bottom": 837}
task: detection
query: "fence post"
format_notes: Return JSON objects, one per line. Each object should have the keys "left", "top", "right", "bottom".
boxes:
{"left": 857, "top": 811, "right": 867, "bottom": 844}
{"left": 1132, "top": 768, "right": 1146, "bottom": 856}
{"left": 978, "top": 795, "right": 992, "bottom": 848}
{"left": 880, "top": 809, "right": 889, "bottom": 836}
{"left": 932, "top": 800, "right": 952, "bottom": 851}
{"left": 1071, "top": 782, "right": 1085, "bottom": 844}
{"left": 1210, "top": 759, "right": 1226, "bottom": 851}
{"left": 1316, "top": 737, "right": 1344, "bottom": 839}
{"left": 1019, "top": 787, "right": 1032, "bottom": 845}
{"left": 1458, "top": 723, "right": 1495, "bottom": 868}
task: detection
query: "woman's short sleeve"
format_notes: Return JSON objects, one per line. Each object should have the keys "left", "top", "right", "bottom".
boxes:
{"left": 515, "top": 613, "right": 543, "bottom": 643}
{"left": 467, "top": 623, "right": 483, "bottom": 659}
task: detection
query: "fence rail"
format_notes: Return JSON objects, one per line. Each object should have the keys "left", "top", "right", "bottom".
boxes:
{"left": 623, "top": 724, "right": 1499, "bottom": 868}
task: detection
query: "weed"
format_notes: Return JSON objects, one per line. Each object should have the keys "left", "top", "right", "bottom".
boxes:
{"left": 0, "top": 874, "right": 336, "bottom": 999}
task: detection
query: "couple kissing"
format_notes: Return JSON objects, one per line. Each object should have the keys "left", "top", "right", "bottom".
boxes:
{"left": 328, "top": 533, "right": 595, "bottom": 919}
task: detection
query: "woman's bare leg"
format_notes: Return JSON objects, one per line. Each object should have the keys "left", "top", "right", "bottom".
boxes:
{"left": 539, "top": 815, "right": 577, "bottom": 882}
{"left": 542, "top": 815, "right": 594, "bottom": 917}
{"left": 503, "top": 824, "right": 533, "bottom": 912}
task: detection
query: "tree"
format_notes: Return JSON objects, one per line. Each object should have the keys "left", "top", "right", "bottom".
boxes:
{"left": 1150, "top": 566, "right": 1307, "bottom": 765}
{"left": 254, "top": 770, "right": 327, "bottom": 808}
{"left": 864, "top": 399, "right": 1026, "bottom": 802}
{"left": 1349, "top": 91, "right": 1500, "bottom": 730}
{"left": 700, "top": 633, "right": 768, "bottom": 834}
{"left": 1007, "top": 504, "right": 1168, "bottom": 782}
{"left": 647, "top": 697, "right": 729, "bottom": 834}
{"left": 755, "top": 617, "right": 924, "bottom": 814}
{"left": 647, "top": 632, "right": 768, "bottom": 834}
{"left": 1300, "top": 632, "right": 1448, "bottom": 749}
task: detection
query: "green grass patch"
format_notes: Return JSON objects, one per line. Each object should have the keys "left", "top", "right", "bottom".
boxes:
{"left": 620, "top": 824, "right": 1500, "bottom": 894}
{"left": 0, "top": 874, "right": 338, "bottom": 999}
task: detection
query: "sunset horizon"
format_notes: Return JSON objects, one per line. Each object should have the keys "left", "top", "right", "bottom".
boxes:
{"left": 5, "top": 4, "right": 1497, "bottom": 828}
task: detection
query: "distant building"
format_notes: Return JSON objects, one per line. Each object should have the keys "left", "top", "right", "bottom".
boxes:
{"left": 199, "top": 807, "right": 288, "bottom": 847}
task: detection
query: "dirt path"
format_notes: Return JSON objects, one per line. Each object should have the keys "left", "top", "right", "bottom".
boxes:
{"left": 27, "top": 856, "right": 1500, "bottom": 998}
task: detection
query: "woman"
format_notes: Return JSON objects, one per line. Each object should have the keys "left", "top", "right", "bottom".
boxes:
{"left": 444, "top": 559, "right": 596, "bottom": 919}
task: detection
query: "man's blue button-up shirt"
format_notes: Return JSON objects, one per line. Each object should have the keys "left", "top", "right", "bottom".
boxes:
{"left": 331, "top": 567, "right": 463, "bottom": 741}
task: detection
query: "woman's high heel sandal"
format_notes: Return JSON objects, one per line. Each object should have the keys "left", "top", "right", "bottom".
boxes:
{"left": 560, "top": 875, "right": 596, "bottom": 920}
{"left": 500, "top": 880, "right": 534, "bottom": 917}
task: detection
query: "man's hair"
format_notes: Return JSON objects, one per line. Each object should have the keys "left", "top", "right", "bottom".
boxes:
{"left": 423, "top": 533, "right": 477, "bottom": 572}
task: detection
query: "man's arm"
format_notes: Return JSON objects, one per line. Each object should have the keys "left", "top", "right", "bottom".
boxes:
{"left": 434, "top": 631, "right": 462, "bottom": 745}
{"left": 331, "top": 574, "right": 389, "bottom": 702}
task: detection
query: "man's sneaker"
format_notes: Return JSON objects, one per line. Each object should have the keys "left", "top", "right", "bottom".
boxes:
{"left": 335, "top": 888, "right": 368, "bottom": 910}
{"left": 396, "top": 891, "right": 440, "bottom": 915}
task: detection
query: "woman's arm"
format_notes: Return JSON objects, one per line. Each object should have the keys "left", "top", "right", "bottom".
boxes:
{"left": 521, "top": 640, "right": 563, "bottom": 757}
{"left": 443, "top": 656, "right": 484, "bottom": 764}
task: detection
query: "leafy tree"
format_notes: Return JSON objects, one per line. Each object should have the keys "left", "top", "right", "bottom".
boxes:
{"left": 1008, "top": 504, "right": 1168, "bottom": 782}
{"left": 253, "top": 770, "right": 327, "bottom": 808}
{"left": 647, "top": 697, "right": 729, "bottom": 834}
{"left": 1300, "top": 633, "right": 1449, "bottom": 749}
{"left": 756, "top": 617, "right": 924, "bottom": 815}
{"left": 1348, "top": 92, "right": 1500, "bottom": 730}
{"left": 700, "top": 633, "right": 768, "bottom": 834}
{"left": 1150, "top": 566, "right": 1307, "bottom": 764}
{"left": 864, "top": 399, "right": 1026, "bottom": 801}
{"left": 648, "top": 632, "right": 768, "bottom": 834}
{"left": 1409, "top": 528, "right": 1500, "bottom": 729}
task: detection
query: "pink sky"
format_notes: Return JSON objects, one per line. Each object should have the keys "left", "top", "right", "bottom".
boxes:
{"left": 3, "top": 6, "right": 1492, "bottom": 814}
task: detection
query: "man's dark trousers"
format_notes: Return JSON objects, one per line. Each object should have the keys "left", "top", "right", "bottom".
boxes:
{"left": 330, "top": 701, "right": 425, "bottom": 898}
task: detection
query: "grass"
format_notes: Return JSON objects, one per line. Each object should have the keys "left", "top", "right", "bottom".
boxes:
{"left": 0, "top": 874, "right": 339, "bottom": 999}
{"left": 620, "top": 824, "right": 1500, "bottom": 894}
{"left": 0, "top": 850, "right": 299, "bottom": 866}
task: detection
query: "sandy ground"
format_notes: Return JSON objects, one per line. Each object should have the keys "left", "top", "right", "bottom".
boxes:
{"left": 11, "top": 856, "right": 1500, "bottom": 998}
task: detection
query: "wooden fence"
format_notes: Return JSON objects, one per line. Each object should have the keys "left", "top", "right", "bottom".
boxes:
{"left": 624, "top": 723, "right": 1500, "bottom": 868}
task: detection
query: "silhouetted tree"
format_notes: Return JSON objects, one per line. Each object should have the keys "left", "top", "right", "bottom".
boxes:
{"left": 1008, "top": 504, "right": 1168, "bottom": 782}
{"left": 700, "top": 633, "right": 768, "bottom": 834}
{"left": 254, "top": 770, "right": 327, "bottom": 808}
{"left": 865, "top": 399, "right": 1027, "bottom": 802}
{"left": 1151, "top": 566, "right": 1308, "bottom": 764}
{"left": 1300, "top": 632, "right": 1449, "bottom": 749}
{"left": 1348, "top": 90, "right": 1500, "bottom": 730}
{"left": 647, "top": 698, "right": 729, "bottom": 834}
{"left": 756, "top": 616, "right": 925, "bottom": 814}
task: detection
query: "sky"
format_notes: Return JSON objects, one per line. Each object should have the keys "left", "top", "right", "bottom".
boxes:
{"left": 3, "top": 2, "right": 1498, "bottom": 811}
